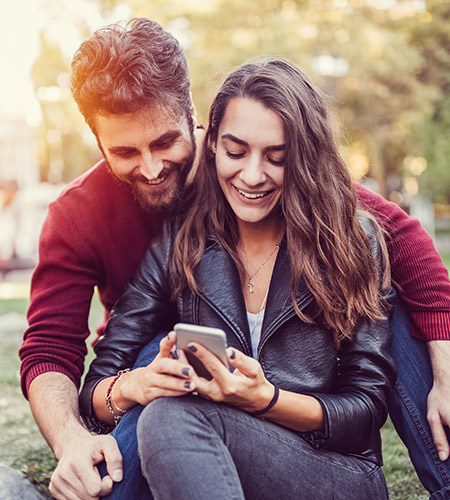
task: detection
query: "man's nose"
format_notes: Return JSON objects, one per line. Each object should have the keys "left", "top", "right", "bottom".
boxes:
{"left": 239, "top": 155, "right": 266, "bottom": 186}
{"left": 139, "top": 151, "right": 164, "bottom": 181}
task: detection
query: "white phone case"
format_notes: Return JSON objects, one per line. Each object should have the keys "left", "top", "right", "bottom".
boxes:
{"left": 175, "top": 323, "right": 228, "bottom": 367}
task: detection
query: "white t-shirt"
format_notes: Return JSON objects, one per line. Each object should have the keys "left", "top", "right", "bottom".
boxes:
{"left": 246, "top": 309, "right": 265, "bottom": 359}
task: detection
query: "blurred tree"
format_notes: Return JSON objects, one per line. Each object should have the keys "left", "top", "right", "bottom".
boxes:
{"left": 409, "top": 0, "right": 450, "bottom": 203}
{"left": 31, "top": 33, "right": 99, "bottom": 183}
{"left": 33, "top": 0, "right": 449, "bottom": 202}
{"left": 104, "top": 0, "right": 432, "bottom": 198}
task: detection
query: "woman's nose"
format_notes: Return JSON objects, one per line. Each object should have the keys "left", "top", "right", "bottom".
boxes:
{"left": 239, "top": 155, "right": 266, "bottom": 186}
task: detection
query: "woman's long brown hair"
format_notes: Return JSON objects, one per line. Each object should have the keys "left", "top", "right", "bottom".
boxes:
{"left": 171, "top": 58, "right": 390, "bottom": 346}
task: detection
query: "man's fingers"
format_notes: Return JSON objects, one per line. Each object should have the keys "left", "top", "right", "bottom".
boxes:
{"left": 159, "top": 331, "right": 176, "bottom": 358}
{"left": 50, "top": 474, "right": 95, "bottom": 500}
{"left": 99, "top": 475, "right": 114, "bottom": 496}
{"left": 100, "top": 436, "right": 123, "bottom": 482}
{"left": 69, "top": 452, "right": 104, "bottom": 497}
{"left": 428, "top": 413, "right": 450, "bottom": 461}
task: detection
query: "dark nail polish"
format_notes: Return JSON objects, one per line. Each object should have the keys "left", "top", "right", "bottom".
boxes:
{"left": 171, "top": 350, "right": 179, "bottom": 360}
{"left": 184, "top": 381, "right": 191, "bottom": 389}
{"left": 188, "top": 344, "right": 197, "bottom": 353}
{"left": 230, "top": 349, "right": 236, "bottom": 360}
{"left": 182, "top": 367, "right": 190, "bottom": 377}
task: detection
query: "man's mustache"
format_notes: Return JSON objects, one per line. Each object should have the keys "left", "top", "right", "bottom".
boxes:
{"left": 128, "top": 163, "right": 178, "bottom": 183}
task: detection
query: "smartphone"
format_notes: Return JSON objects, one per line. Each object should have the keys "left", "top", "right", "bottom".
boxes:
{"left": 174, "top": 323, "right": 228, "bottom": 380}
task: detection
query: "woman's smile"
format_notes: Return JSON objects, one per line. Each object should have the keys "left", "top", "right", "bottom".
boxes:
{"left": 215, "top": 97, "right": 285, "bottom": 225}
{"left": 231, "top": 183, "right": 276, "bottom": 205}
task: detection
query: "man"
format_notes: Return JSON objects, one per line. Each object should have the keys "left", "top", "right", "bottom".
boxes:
{"left": 19, "top": 18, "right": 450, "bottom": 500}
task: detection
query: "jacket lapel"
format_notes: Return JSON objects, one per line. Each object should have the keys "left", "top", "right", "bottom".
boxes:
{"left": 194, "top": 243, "right": 252, "bottom": 352}
{"left": 194, "top": 240, "right": 315, "bottom": 353}
{"left": 261, "top": 240, "right": 314, "bottom": 340}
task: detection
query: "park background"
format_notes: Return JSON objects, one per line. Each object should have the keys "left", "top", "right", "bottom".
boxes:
{"left": 0, "top": 0, "right": 449, "bottom": 498}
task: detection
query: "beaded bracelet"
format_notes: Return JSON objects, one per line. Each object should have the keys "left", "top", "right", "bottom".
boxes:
{"left": 105, "top": 369, "right": 130, "bottom": 425}
{"left": 247, "top": 385, "right": 280, "bottom": 418}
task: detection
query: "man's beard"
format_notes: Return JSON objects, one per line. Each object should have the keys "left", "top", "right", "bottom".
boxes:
{"left": 128, "top": 150, "right": 195, "bottom": 216}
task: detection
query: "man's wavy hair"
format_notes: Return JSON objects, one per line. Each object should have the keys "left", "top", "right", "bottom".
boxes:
{"left": 171, "top": 58, "right": 390, "bottom": 346}
{"left": 70, "top": 18, "right": 191, "bottom": 131}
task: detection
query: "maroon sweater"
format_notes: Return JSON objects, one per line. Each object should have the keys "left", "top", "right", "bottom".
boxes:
{"left": 19, "top": 161, "right": 450, "bottom": 397}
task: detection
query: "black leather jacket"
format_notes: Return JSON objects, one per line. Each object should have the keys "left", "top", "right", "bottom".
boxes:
{"left": 80, "top": 219, "right": 396, "bottom": 465}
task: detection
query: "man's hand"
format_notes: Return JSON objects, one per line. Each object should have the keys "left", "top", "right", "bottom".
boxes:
{"left": 49, "top": 432, "right": 122, "bottom": 500}
{"left": 428, "top": 340, "right": 450, "bottom": 461}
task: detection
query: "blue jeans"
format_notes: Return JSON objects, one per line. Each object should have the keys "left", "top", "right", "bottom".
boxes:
{"left": 101, "top": 306, "right": 450, "bottom": 499}
{"left": 137, "top": 395, "right": 387, "bottom": 500}
{"left": 388, "top": 305, "right": 450, "bottom": 499}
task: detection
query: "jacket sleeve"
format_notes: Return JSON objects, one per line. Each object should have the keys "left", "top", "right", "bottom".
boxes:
{"left": 307, "top": 287, "right": 396, "bottom": 455}
{"left": 302, "top": 218, "right": 397, "bottom": 455}
{"left": 356, "top": 184, "right": 450, "bottom": 341}
{"left": 19, "top": 201, "right": 98, "bottom": 398}
{"left": 79, "top": 225, "right": 178, "bottom": 428}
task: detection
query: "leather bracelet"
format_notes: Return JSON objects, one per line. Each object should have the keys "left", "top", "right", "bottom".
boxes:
{"left": 248, "top": 385, "right": 279, "bottom": 417}
{"left": 105, "top": 369, "right": 130, "bottom": 425}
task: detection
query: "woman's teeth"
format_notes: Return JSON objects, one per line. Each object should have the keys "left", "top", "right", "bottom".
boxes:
{"left": 147, "top": 176, "right": 166, "bottom": 185}
{"left": 236, "top": 188, "right": 270, "bottom": 199}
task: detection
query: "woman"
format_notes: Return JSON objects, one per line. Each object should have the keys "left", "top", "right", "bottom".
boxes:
{"left": 80, "top": 59, "right": 396, "bottom": 499}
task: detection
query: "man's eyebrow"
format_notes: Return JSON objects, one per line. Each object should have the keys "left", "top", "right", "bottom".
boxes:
{"left": 108, "top": 146, "right": 138, "bottom": 155}
{"left": 221, "top": 133, "right": 285, "bottom": 152}
{"left": 150, "top": 130, "right": 182, "bottom": 148}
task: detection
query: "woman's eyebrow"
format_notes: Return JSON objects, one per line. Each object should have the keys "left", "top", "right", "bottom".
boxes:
{"left": 221, "top": 134, "right": 285, "bottom": 152}
{"left": 264, "top": 144, "right": 285, "bottom": 152}
{"left": 221, "top": 133, "right": 248, "bottom": 146}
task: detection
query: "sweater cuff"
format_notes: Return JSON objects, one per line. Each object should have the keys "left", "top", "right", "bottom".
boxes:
{"left": 409, "top": 311, "right": 450, "bottom": 341}
{"left": 22, "top": 363, "right": 80, "bottom": 400}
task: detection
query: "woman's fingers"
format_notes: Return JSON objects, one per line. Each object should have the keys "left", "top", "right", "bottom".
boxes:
{"left": 159, "top": 331, "right": 176, "bottom": 358}
{"left": 187, "top": 342, "right": 230, "bottom": 384}
{"left": 154, "top": 357, "right": 193, "bottom": 379}
{"left": 226, "top": 347, "right": 260, "bottom": 379}
{"left": 153, "top": 373, "right": 196, "bottom": 393}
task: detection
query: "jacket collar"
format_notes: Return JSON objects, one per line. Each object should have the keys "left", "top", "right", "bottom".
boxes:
{"left": 194, "top": 240, "right": 314, "bottom": 349}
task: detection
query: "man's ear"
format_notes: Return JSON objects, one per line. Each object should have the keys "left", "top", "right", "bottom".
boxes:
{"left": 189, "top": 92, "right": 198, "bottom": 127}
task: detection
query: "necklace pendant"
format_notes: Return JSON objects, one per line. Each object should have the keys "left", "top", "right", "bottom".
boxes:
{"left": 248, "top": 278, "right": 255, "bottom": 294}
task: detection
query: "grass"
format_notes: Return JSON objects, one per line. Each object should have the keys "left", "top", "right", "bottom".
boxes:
{"left": 442, "top": 253, "right": 450, "bottom": 271}
{"left": 2, "top": 253, "right": 449, "bottom": 498}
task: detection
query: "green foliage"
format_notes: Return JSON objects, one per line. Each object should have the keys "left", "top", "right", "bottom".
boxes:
{"left": 409, "top": 1, "right": 450, "bottom": 203}
{"left": 31, "top": 0, "right": 450, "bottom": 201}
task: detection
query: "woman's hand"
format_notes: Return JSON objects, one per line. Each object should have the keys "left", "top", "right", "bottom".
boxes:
{"left": 187, "top": 343, "right": 274, "bottom": 413}
{"left": 118, "top": 332, "right": 196, "bottom": 406}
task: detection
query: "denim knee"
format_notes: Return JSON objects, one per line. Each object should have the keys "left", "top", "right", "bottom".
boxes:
{"left": 137, "top": 396, "right": 217, "bottom": 455}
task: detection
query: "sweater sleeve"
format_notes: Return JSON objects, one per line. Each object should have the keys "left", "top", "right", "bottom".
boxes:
{"left": 19, "top": 201, "right": 100, "bottom": 398}
{"left": 356, "top": 185, "right": 450, "bottom": 341}
{"left": 79, "top": 226, "right": 177, "bottom": 429}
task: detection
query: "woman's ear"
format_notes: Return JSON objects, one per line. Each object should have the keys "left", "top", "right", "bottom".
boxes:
{"left": 211, "top": 140, "right": 217, "bottom": 154}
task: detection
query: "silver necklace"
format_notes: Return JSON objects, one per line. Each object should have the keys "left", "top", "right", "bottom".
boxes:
{"left": 245, "top": 243, "right": 280, "bottom": 294}
{"left": 249, "top": 284, "right": 271, "bottom": 338}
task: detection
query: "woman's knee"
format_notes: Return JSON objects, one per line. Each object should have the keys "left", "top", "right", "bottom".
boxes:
{"left": 137, "top": 397, "right": 178, "bottom": 446}
{"left": 137, "top": 396, "right": 216, "bottom": 453}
